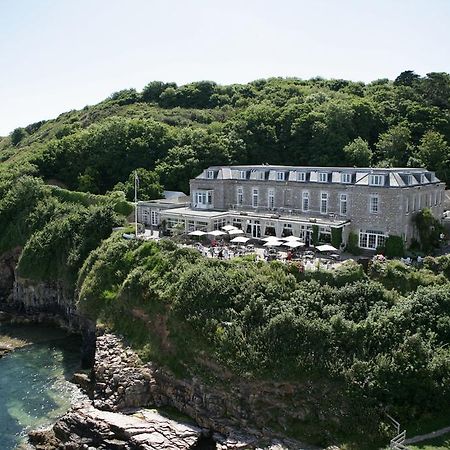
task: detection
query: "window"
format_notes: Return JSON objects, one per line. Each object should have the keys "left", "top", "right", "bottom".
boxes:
{"left": 369, "top": 195, "right": 379, "bottom": 213}
{"left": 207, "top": 191, "right": 212, "bottom": 204}
{"left": 239, "top": 170, "right": 246, "bottom": 180}
{"left": 413, "top": 195, "right": 417, "bottom": 211}
{"left": 320, "top": 192, "right": 328, "bottom": 214}
{"left": 319, "top": 172, "right": 328, "bottom": 183}
{"left": 252, "top": 188, "right": 259, "bottom": 207}
{"left": 207, "top": 170, "right": 214, "bottom": 179}
{"left": 276, "top": 171, "right": 285, "bottom": 181}
{"left": 434, "top": 191, "right": 438, "bottom": 206}
{"left": 407, "top": 174, "right": 413, "bottom": 185}
{"left": 236, "top": 187, "right": 243, "bottom": 205}
{"left": 405, "top": 196, "right": 410, "bottom": 213}
{"left": 282, "top": 223, "right": 293, "bottom": 237}
{"left": 340, "top": 193, "right": 348, "bottom": 215}
{"left": 420, "top": 174, "right": 426, "bottom": 184}
{"left": 150, "top": 210, "right": 159, "bottom": 226}
{"left": 369, "top": 174, "right": 384, "bottom": 186}
{"left": 341, "top": 173, "right": 351, "bottom": 183}
{"left": 359, "top": 230, "right": 386, "bottom": 250}
{"left": 297, "top": 171, "right": 306, "bottom": 182}
{"left": 258, "top": 171, "right": 265, "bottom": 180}
{"left": 302, "top": 191, "right": 309, "bottom": 212}
{"left": 418, "top": 194, "right": 422, "bottom": 210}
{"left": 268, "top": 189, "right": 275, "bottom": 209}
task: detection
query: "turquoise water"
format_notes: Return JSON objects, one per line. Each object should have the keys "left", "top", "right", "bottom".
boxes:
{"left": 0, "top": 323, "right": 83, "bottom": 449}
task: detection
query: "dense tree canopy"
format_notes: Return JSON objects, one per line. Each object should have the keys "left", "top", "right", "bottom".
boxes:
{"left": 2, "top": 72, "right": 450, "bottom": 195}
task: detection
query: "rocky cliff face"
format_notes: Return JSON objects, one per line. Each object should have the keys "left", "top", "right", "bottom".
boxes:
{"left": 31, "top": 333, "right": 319, "bottom": 450}
{"left": 0, "top": 249, "right": 96, "bottom": 367}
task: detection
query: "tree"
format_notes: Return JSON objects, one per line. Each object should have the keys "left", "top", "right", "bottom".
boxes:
{"left": 343, "top": 137, "right": 373, "bottom": 166}
{"left": 375, "top": 124, "right": 412, "bottom": 166}
{"left": 10, "top": 127, "right": 27, "bottom": 146}
{"left": 394, "top": 70, "right": 420, "bottom": 86}
{"left": 114, "top": 168, "right": 163, "bottom": 201}
{"left": 414, "top": 130, "right": 450, "bottom": 179}
{"left": 142, "top": 81, "right": 177, "bottom": 103}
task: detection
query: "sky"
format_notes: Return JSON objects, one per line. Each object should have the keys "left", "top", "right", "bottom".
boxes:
{"left": 1, "top": 0, "right": 449, "bottom": 136}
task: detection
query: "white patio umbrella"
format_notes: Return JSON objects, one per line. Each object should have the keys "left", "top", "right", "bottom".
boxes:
{"left": 228, "top": 228, "right": 244, "bottom": 236}
{"left": 188, "top": 230, "right": 206, "bottom": 236}
{"left": 263, "top": 240, "right": 284, "bottom": 247}
{"left": 222, "top": 225, "right": 237, "bottom": 232}
{"left": 261, "top": 236, "right": 281, "bottom": 242}
{"left": 230, "top": 236, "right": 250, "bottom": 244}
{"left": 282, "top": 241, "right": 305, "bottom": 249}
{"left": 281, "top": 235, "right": 302, "bottom": 241}
{"left": 316, "top": 244, "right": 338, "bottom": 252}
{"left": 208, "top": 230, "right": 227, "bottom": 237}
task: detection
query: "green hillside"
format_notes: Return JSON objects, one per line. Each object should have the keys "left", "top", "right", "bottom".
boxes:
{"left": 2, "top": 73, "right": 450, "bottom": 198}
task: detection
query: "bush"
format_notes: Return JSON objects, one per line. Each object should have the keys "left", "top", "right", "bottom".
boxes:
{"left": 384, "top": 235, "right": 405, "bottom": 258}
{"left": 347, "top": 231, "right": 361, "bottom": 255}
{"left": 331, "top": 227, "right": 343, "bottom": 249}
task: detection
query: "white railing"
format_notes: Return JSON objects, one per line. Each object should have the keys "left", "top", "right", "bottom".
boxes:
{"left": 230, "top": 204, "right": 345, "bottom": 222}
{"left": 387, "top": 414, "right": 409, "bottom": 450}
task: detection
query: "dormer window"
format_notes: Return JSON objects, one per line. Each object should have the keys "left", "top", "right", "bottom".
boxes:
{"left": 297, "top": 171, "right": 306, "bottom": 182}
{"left": 239, "top": 170, "right": 246, "bottom": 180}
{"left": 420, "top": 174, "right": 426, "bottom": 184}
{"left": 369, "top": 174, "right": 384, "bottom": 186}
{"left": 319, "top": 172, "right": 328, "bottom": 183}
{"left": 207, "top": 170, "right": 214, "bottom": 179}
{"left": 341, "top": 173, "right": 351, "bottom": 184}
{"left": 258, "top": 171, "right": 265, "bottom": 180}
{"left": 276, "top": 171, "right": 285, "bottom": 181}
{"left": 407, "top": 174, "right": 413, "bottom": 185}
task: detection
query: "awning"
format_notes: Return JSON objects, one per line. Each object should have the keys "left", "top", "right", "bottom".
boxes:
{"left": 282, "top": 241, "right": 305, "bottom": 248}
{"left": 208, "top": 230, "right": 227, "bottom": 237}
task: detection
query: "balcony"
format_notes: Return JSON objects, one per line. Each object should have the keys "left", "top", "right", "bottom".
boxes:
{"left": 230, "top": 204, "right": 346, "bottom": 223}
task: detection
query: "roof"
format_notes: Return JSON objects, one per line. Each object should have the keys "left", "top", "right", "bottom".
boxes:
{"left": 195, "top": 165, "right": 442, "bottom": 187}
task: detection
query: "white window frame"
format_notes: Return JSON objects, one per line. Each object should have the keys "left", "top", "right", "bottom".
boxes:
{"left": 359, "top": 230, "right": 387, "bottom": 250}
{"left": 258, "top": 171, "right": 265, "bottom": 180}
{"left": 150, "top": 210, "right": 159, "bottom": 226}
{"left": 276, "top": 171, "right": 285, "bottom": 181}
{"left": 369, "top": 174, "right": 384, "bottom": 186}
{"left": 302, "top": 191, "right": 309, "bottom": 212}
{"left": 297, "top": 171, "right": 306, "bottom": 182}
{"left": 369, "top": 194, "right": 379, "bottom": 214}
{"left": 268, "top": 189, "right": 275, "bottom": 209}
{"left": 340, "top": 193, "right": 348, "bottom": 215}
{"left": 341, "top": 173, "right": 351, "bottom": 184}
{"left": 405, "top": 196, "right": 410, "bottom": 214}
{"left": 320, "top": 192, "right": 328, "bottom": 214}
{"left": 236, "top": 186, "right": 243, "bottom": 205}
{"left": 252, "top": 188, "right": 259, "bottom": 207}
{"left": 207, "top": 170, "right": 214, "bottom": 179}
{"left": 239, "top": 170, "right": 246, "bottom": 180}
{"left": 319, "top": 172, "right": 328, "bottom": 183}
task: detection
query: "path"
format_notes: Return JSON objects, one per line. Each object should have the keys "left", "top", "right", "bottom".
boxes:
{"left": 404, "top": 425, "right": 450, "bottom": 445}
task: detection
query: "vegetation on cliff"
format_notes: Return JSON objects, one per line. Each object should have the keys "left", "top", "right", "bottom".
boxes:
{"left": 75, "top": 235, "right": 450, "bottom": 446}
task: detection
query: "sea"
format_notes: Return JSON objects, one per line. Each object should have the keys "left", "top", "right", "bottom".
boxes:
{"left": 0, "top": 322, "right": 83, "bottom": 449}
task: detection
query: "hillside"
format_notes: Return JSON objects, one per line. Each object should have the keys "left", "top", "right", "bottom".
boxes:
{"left": 1, "top": 73, "right": 450, "bottom": 198}
{"left": 1, "top": 74, "right": 450, "bottom": 448}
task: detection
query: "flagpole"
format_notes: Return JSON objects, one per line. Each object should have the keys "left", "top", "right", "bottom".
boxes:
{"left": 134, "top": 170, "right": 138, "bottom": 239}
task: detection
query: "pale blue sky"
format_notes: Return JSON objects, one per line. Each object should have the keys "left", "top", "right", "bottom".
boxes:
{"left": 1, "top": 0, "right": 449, "bottom": 136}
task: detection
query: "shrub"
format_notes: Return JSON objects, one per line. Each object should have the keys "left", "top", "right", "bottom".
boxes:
{"left": 347, "top": 231, "right": 361, "bottom": 255}
{"left": 331, "top": 227, "right": 343, "bottom": 249}
{"left": 384, "top": 235, "right": 405, "bottom": 258}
